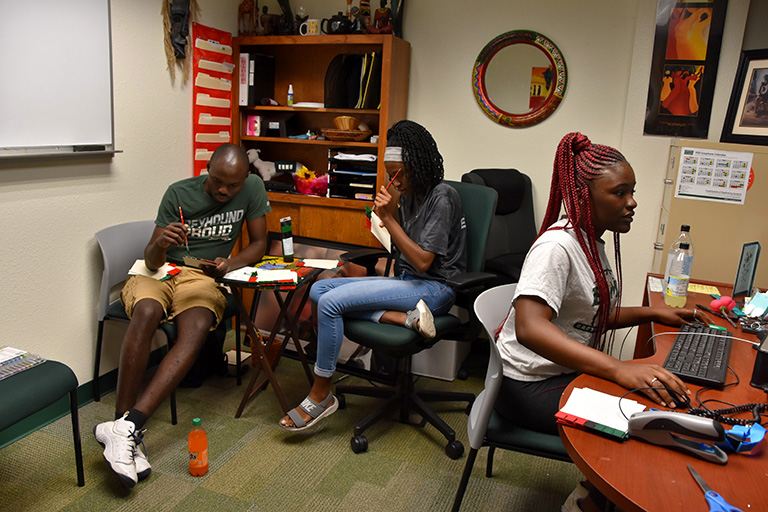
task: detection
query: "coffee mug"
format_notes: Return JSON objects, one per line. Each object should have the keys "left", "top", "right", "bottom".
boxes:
{"left": 300, "top": 19, "right": 320, "bottom": 36}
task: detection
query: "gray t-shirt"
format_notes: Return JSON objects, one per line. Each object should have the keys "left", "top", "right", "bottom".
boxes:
{"left": 156, "top": 174, "right": 271, "bottom": 264}
{"left": 398, "top": 182, "right": 467, "bottom": 281}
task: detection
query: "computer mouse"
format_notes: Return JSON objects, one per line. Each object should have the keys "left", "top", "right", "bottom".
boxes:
{"left": 661, "top": 381, "right": 691, "bottom": 409}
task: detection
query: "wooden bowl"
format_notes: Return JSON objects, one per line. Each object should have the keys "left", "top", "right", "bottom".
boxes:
{"left": 333, "top": 116, "right": 359, "bottom": 130}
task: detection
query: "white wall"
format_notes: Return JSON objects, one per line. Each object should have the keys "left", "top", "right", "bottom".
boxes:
{"left": 0, "top": 0, "right": 241, "bottom": 381}
{"left": 0, "top": 0, "right": 752, "bottom": 383}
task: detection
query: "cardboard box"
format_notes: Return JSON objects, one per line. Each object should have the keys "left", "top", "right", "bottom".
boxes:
{"left": 411, "top": 338, "right": 471, "bottom": 381}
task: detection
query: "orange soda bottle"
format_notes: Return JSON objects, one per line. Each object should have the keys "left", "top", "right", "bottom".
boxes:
{"left": 188, "top": 418, "right": 208, "bottom": 476}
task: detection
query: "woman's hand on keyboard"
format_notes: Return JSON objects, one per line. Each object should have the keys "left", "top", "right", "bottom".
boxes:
{"left": 652, "top": 306, "right": 713, "bottom": 327}
{"left": 612, "top": 362, "right": 690, "bottom": 408}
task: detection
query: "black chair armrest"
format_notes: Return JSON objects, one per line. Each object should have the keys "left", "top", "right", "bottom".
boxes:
{"left": 445, "top": 271, "right": 497, "bottom": 291}
{"left": 340, "top": 248, "right": 394, "bottom": 276}
{"left": 339, "top": 248, "right": 390, "bottom": 263}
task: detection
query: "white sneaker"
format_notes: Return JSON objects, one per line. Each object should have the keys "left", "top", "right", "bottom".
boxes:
{"left": 133, "top": 431, "right": 151, "bottom": 481}
{"left": 415, "top": 299, "right": 436, "bottom": 338}
{"left": 93, "top": 414, "right": 140, "bottom": 488}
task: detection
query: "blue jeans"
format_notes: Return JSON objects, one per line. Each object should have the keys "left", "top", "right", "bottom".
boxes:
{"left": 309, "top": 274, "right": 456, "bottom": 378}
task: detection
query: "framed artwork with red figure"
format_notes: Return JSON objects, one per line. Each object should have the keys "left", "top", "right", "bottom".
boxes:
{"left": 644, "top": 0, "right": 728, "bottom": 138}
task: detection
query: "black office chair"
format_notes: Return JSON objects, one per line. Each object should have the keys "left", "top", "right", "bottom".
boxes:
{"left": 461, "top": 169, "right": 537, "bottom": 284}
{"left": 93, "top": 220, "right": 242, "bottom": 425}
{"left": 336, "top": 180, "right": 497, "bottom": 459}
{"left": 451, "top": 284, "right": 571, "bottom": 511}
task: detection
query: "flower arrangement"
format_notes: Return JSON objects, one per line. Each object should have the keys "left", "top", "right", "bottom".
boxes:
{"left": 293, "top": 165, "right": 328, "bottom": 196}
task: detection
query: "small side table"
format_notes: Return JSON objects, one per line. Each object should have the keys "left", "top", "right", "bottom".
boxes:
{"left": 220, "top": 264, "right": 322, "bottom": 418}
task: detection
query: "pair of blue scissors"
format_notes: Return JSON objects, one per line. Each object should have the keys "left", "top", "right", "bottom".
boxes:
{"left": 687, "top": 464, "right": 742, "bottom": 511}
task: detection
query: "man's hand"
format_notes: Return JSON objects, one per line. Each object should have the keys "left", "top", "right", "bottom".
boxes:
{"left": 156, "top": 222, "right": 187, "bottom": 249}
{"left": 201, "top": 257, "right": 230, "bottom": 278}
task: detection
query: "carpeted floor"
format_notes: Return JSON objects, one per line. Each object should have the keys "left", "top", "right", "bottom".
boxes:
{"left": 0, "top": 348, "right": 582, "bottom": 512}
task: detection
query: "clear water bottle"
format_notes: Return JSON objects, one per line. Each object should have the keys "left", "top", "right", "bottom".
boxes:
{"left": 664, "top": 225, "right": 693, "bottom": 289}
{"left": 664, "top": 242, "right": 693, "bottom": 308}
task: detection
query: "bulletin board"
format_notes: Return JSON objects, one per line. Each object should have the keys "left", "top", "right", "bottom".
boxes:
{"left": 655, "top": 139, "right": 768, "bottom": 290}
{"left": 0, "top": 0, "right": 115, "bottom": 158}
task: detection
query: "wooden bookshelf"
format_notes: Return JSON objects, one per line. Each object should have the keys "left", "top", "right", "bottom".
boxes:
{"left": 232, "top": 34, "right": 410, "bottom": 246}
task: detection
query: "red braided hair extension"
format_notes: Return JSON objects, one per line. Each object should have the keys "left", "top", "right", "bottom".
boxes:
{"left": 541, "top": 132, "right": 627, "bottom": 352}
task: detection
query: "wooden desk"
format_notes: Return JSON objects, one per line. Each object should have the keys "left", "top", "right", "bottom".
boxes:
{"left": 559, "top": 276, "right": 768, "bottom": 511}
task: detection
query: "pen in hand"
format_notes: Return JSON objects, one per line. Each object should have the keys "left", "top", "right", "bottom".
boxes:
{"left": 178, "top": 206, "right": 189, "bottom": 253}
{"left": 384, "top": 168, "right": 401, "bottom": 192}
{"left": 373, "top": 168, "right": 401, "bottom": 211}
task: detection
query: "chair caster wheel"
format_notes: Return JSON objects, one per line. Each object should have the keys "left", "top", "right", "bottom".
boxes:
{"left": 446, "top": 440, "right": 464, "bottom": 459}
{"left": 351, "top": 435, "right": 368, "bottom": 454}
{"left": 337, "top": 394, "right": 346, "bottom": 409}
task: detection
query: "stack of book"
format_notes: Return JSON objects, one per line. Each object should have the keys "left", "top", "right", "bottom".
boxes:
{"left": 328, "top": 151, "right": 377, "bottom": 201}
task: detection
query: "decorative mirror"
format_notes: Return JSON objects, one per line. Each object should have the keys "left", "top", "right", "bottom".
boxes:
{"left": 472, "top": 30, "right": 567, "bottom": 127}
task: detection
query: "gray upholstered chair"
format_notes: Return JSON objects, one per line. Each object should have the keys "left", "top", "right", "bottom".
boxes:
{"left": 93, "top": 220, "right": 241, "bottom": 425}
{"left": 451, "top": 283, "right": 571, "bottom": 511}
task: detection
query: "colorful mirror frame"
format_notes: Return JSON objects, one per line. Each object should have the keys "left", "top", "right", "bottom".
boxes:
{"left": 472, "top": 30, "right": 567, "bottom": 128}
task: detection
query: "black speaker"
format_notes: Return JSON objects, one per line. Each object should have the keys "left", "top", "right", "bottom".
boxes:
{"left": 749, "top": 331, "right": 768, "bottom": 390}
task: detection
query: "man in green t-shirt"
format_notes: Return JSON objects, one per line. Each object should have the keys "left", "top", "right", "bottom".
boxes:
{"left": 94, "top": 144, "right": 270, "bottom": 488}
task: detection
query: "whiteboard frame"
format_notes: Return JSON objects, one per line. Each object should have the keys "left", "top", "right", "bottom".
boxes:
{"left": 0, "top": 0, "right": 117, "bottom": 159}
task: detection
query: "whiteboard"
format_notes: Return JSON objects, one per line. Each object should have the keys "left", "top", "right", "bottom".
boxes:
{"left": 0, "top": 0, "right": 115, "bottom": 157}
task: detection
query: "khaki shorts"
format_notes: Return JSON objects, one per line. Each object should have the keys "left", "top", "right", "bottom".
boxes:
{"left": 121, "top": 267, "right": 226, "bottom": 330}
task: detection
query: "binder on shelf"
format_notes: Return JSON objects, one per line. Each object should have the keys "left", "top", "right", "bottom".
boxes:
{"left": 238, "top": 52, "right": 249, "bottom": 106}
{"left": 325, "top": 52, "right": 382, "bottom": 109}
{"left": 356, "top": 51, "right": 382, "bottom": 109}
{"left": 248, "top": 53, "right": 275, "bottom": 107}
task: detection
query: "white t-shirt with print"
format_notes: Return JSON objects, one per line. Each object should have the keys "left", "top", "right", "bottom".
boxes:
{"left": 498, "top": 219, "right": 618, "bottom": 381}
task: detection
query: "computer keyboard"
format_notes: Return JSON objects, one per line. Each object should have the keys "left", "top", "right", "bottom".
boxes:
{"left": 662, "top": 322, "right": 732, "bottom": 387}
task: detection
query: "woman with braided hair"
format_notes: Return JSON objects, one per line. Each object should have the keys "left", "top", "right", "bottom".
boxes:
{"left": 280, "top": 120, "right": 467, "bottom": 431}
{"left": 496, "top": 132, "right": 702, "bottom": 437}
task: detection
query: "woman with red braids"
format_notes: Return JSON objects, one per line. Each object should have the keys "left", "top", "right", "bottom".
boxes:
{"left": 496, "top": 132, "right": 701, "bottom": 436}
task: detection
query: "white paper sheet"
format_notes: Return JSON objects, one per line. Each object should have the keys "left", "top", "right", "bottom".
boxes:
{"left": 128, "top": 259, "right": 177, "bottom": 280}
{"left": 369, "top": 211, "right": 391, "bottom": 253}
{"left": 302, "top": 259, "right": 339, "bottom": 270}
{"left": 559, "top": 387, "right": 646, "bottom": 433}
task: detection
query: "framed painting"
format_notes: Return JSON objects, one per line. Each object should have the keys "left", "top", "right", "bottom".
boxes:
{"left": 644, "top": 0, "right": 728, "bottom": 138}
{"left": 721, "top": 49, "right": 768, "bottom": 146}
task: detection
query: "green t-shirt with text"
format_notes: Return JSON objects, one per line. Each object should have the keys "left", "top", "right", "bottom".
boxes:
{"left": 156, "top": 174, "right": 270, "bottom": 264}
